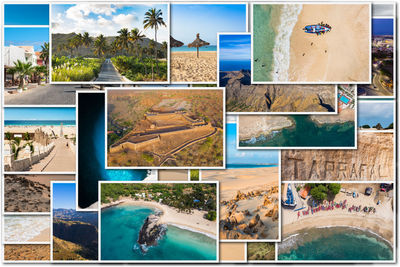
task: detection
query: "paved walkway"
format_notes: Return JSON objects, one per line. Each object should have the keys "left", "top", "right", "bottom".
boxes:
{"left": 4, "top": 84, "right": 96, "bottom": 105}
{"left": 30, "top": 138, "right": 76, "bottom": 172}
{"left": 95, "top": 59, "right": 124, "bottom": 82}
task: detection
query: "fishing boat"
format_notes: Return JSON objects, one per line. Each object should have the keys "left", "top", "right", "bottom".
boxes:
{"left": 303, "top": 22, "right": 331, "bottom": 35}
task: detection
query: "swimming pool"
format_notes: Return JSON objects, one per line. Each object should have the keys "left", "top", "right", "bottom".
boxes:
{"left": 339, "top": 95, "right": 350, "bottom": 104}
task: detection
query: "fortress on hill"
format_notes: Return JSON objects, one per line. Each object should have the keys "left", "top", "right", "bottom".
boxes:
{"left": 109, "top": 109, "right": 215, "bottom": 154}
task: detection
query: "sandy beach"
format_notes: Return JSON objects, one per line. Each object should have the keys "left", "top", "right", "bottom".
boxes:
{"left": 203, "top": 167, "right": 279, "bottom": 240}
{"left": 28, "top": 227, "right": 50, "bottom": 242}
{"left": 102, "top": 198, "right": 217, "bottom": 238}
{"left": 4, "top": 125, "right": 76, "bottom": 138}
{"left": 158, "top": 170, "right": 188, "bottom": 181}
{"left": 238, "top": 116, "right": 293, "bottom": 141}
{"left": 220, "top": 243, "right": 246, "bottom": 261}
{"left": 289, "top": 4, "right": 370, "bottom": 82}
{"left": 171, "top": 51, "right": 217, "bottom": 82}
{"left": 4, "top": 244, "right": 50, "bottom": 261}
{"left": 282, "top": 183, "right": 394, "bottom": 244}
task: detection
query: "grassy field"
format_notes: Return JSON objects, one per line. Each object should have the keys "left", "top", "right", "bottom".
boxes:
{"left": 111, "top": 56, "right": 167, "bottom": 81}
{"left": 247, "top": 242, "right": 275, "bottom": 261}
{"left": 52, "top": 56, "right": 102, "bottom": 81}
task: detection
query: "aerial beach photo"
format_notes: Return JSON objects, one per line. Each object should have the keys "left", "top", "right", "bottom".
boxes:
{"left": 279, "top": 182, "right": 394, "bottom": 261}
{"left": 202, "top": 122, "right": 280, "bottom": 241}
{"left": 238, "top": 85, "right": 355, "bottom": 148}
{"left": 252, "top": 3, "right": 370, "bottom": 83}
{"left": 3, "top": 107, "right": 76, "bottom": 172}
{"left": 358, "top": 18, "right": 394, "bottom": 96}
{"left": 100, "top": 182, "right": 218, "bottom": 261}
{"left": 78, "top": 92, "right": 155, "bottom": 210}
{"left": 281, "top": 131, "right": 394, "bottom": 181}
{"left": 107, "top": 89, "right": 224, "bottom": 168}
{"left": 4, "top": 215, "right": 50, "bottom": 243}
{"left": 219, "top": 33, "right": 336, "bottom": 113}
{"left": 358, "top": 100, "right": 394, "bottom": 131}
{"left": 51, "top": 3, "right": 169, "bottom": 83}
{"left": 170, "top": 3, "right": 247, "bottom": 82}
{"left": 52, "top": 183, "right": 98, "bottom": 261}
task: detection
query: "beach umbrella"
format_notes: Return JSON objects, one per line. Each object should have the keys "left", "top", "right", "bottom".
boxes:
{"left": 188, "top": 33, "right": 210, "bottom": 58}
{"left": 170, "top": 36, "right": 184, "bottom": 48}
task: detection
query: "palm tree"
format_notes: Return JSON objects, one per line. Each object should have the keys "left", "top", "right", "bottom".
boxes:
{"left": 94, "top": 34, "right": 108, "bottom": 57}
{"left": 129, "top": 28, "right": 145, "bottom": 59}
{"left": 162, "top": 41, "right": 168, "bottom": 58}
{"left": 40, "top": 42, "right": 49, "bottom": 82}
{"left": 33, "top": 65, "right": 47, "bottom": 85}
{"left": 6, "top": 67, "right": 17, "bottom": 86}
{"left": 13, "top": 60, "right": 34, "bottom": 89}
{"left": 82, "top": 32, "right": 92, "bottom": 48}
{"left": 143, "top": 8, "right": 166, "bottom": 80}
{"left": 116, "top": 28, "right": 130, "bottom": 54}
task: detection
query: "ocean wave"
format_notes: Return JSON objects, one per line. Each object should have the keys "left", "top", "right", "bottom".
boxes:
{"left": 167, "top": 223, "right": 216, "bottom": 240}
{"left": 272, "top": 4, "right": 302, "bottom": 81}
{"left": 4, "top": 216, "right": 50, "bottom": 242}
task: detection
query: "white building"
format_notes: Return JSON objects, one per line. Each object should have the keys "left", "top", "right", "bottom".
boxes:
{"left": 4, "top": 45, "right": 37, "bottom": 68}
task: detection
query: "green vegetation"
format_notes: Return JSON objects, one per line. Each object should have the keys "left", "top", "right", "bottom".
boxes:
{"left": 52, "top": 57, "right": 102, "bottom": 81}
{"left": 101, "top": 183, "right": 217, "bottom": 215}
{"left": 52, "top": 8, "right": 167, "bottom": 82}
{"left": 361, "top": 124, "right": 371, "bottom": 128}
{"left": 141, "top": 153, "right": 154, "bottom": 163}
{"left": 111, "top": 56, "right": 167, "bottom": 81}
{"left": 308, "top": 183, "right": 341, "bottom": 201}
{"left": 386, "top": 123, "right": 393, "bottom": 129}
{"left": 190, "top": 170, "right": 199, "bottom": 181}
{"left": 205, "top": 210, "right": 217, "bottom": 221}
{"left": 247, "top": 243, "right": 275, "bottom": 261}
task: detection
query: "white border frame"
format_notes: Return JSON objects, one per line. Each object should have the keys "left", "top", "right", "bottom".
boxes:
{"left": 104, "top": 87, "right": 226, "bottom": 169}
{"left": 236, "top": 85, "right": 358, "bottom": 150}
{"left": 250, "top": 2, "right": 372, "bottom": 84}
{"left": 203, "top": 121, "right": 281, "bottom": 242}
{"left": 359, "top": 11, "right": 396, "bottom": 99}
{"left": 50, "top": 181, "right": 99, "bottom": 263}
{"left": 98, "top": 180, "right": 219, "bottom": 263}
{"left": 217, "top": 32, "right": 338, "bottom": 115}
{"left": 170, "top": 2, "right": 248, "bottom": 85}
{"left": 49, "top": 2, "right": 171, "bottom": 85}
{"left": 277, "top": 181, "right": 396, "bottom": 263}
{"left": 75, "top": 90, "right": 158, "bottom": 212}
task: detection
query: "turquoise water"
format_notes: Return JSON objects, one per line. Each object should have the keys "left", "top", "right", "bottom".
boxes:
{"left": 5, "top": 120, "right": 75, "bottom": 126}
{"left": 171, "top": 45, "right": 217, "bottom": 52}
{"left": 101, "top": 205, "right": 217, "bottom": 261}
{"left": 278, "top": 227, "right": 393, "bottom": 261}
{"left": 239, "top": 116, "right": 355, "bottom": 147}
{"left": 227, "top": 164, "right": 278, "bottom": 169}
{"left": 253, "top": 5, "right": 281, "bottom": 81}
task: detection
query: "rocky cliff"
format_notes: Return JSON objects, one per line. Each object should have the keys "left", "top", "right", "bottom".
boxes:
{"left": 137, "top": 213, "right": 167, "bottom": 253}
{"left": 281, "top": 132, "right": 394, "bottom": 181}
{"left": 221, "top": 70, "right": 336, "bottom": 112}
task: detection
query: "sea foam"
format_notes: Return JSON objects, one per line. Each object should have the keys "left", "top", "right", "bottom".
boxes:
{"left": 272, "top": 4, "right": 302, "bottom": 81}
{"left": 4, "top": 216, "right": 50, "bottom": 242}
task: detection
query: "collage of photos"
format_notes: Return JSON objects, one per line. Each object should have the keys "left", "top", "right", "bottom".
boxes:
{"left": 1, "top": 1, "right": 397, "bottom": 265}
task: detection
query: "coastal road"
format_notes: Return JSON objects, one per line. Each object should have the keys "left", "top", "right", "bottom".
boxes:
{"left": 95, "top": 59, "right": 124, "bottom": 82}
{"left": 4, "top": 84, "right": 98, "bottom": 105}
{"left": 30, "top": 138, "right": 76, "bottom": 172}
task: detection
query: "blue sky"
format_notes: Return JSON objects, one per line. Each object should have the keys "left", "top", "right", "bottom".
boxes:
{"left": 53, "top": 183, "right": 75, "bottom": 210}
{"left": 5, "top": 107, "right": 75, "bottom": 121}
{"left": 4, "top": 27, "right": 49, "bottom": 51}
{"left": 5, "top": 4, "right": 49, "bottom": 25}
{"left": 52, "top": 4, "right": 168, "bottom": 42}
{"left": 227, "top": 123, "right": 279, "bottom": 165}
{"left": 358, "top": 101, "right": 394, "bottom": 128}
{"left": 373, "top": 18, "right": 393, "bottom": 36}
{"left": 220, "top": 34, "right": 251, "bottom": 61}
{"left": 171, "top": 4, "right": 247, "bottom": 45}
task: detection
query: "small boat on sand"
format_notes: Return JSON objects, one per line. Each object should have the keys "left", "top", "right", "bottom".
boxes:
{"left": 303, "top": 22, "right": 331, "bottom": 35}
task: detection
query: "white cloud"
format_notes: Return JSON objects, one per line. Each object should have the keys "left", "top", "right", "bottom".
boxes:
{"left": 112, "top": 14, "right": 138, "bottom": 27}
{"left": 97, "top": 16, "right": 112, "bottom": 27}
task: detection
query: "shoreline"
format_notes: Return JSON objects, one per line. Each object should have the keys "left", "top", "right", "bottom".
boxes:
{"left": 282, "top": 224, "right": 393, "bottom": 251}
{"left": 101, "top": 198, "right": 217, "bottom": 238}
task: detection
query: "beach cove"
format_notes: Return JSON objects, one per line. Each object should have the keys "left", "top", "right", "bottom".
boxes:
{"left": 101, "top": 199, "right": 217, "bottom": 261}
